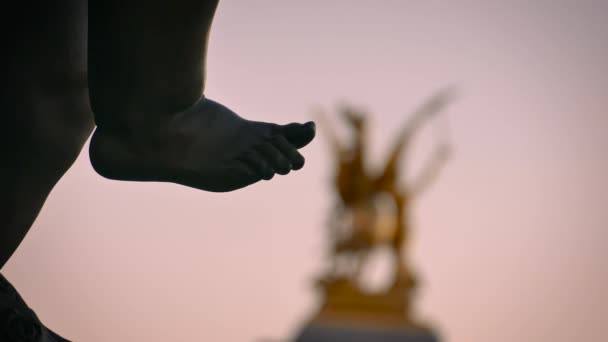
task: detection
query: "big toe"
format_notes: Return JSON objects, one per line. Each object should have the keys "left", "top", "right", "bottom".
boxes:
{"left": 280, "top": 121, "right": 316, "bottom": 148}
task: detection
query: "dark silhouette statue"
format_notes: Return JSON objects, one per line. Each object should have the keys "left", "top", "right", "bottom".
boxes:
{"left": 0, "top": 1, "right": 315, "bottom": 340}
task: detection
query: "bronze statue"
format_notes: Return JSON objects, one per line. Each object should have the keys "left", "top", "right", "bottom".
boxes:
{"left": 1, "top": 1, "right": 316, "bottom": 340}
{"left": 296, "top": 89, "right": 453, "bottom": 341}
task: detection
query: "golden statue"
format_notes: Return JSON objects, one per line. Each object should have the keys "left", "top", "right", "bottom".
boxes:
{"left": 295, "top": 89, "right": 454, "bottom": 342}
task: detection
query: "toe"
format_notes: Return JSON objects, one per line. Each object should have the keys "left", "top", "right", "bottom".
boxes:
{"left": 257, "top": 142, "right": 292, "bottom": 175}
{"left": 278, "top": 121, "right": 316, "bottom": 149}
{"left": 241, "top": 150, "right": 275, "bottom": 180}
{"left": 272, "top": 135, "right": 305, "bottom": 170}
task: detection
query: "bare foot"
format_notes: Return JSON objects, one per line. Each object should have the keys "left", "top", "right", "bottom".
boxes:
{"left": 89, "top": 98, "right": 316, "bottom": 192}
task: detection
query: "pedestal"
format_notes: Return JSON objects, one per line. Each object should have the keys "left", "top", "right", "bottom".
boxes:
{"left": 293, "top": 275, "right": 440, "bottom": 342}
{"left": 295, "top": 321, "right": 439, "bottom": 342}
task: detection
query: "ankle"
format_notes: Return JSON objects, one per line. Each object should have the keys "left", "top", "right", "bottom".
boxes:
{"left": 91, "top": 85, "right": 204, "bottom": 139}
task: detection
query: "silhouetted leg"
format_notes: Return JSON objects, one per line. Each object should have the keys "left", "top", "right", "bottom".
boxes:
{"left": 88, "top": 0, "right": 316, "bottom": 192}
{"left": 0, "top": 0, "right": 93, "bottom": 340}
{"left": 0, "top": 0, "right": 93, "bottom": 269}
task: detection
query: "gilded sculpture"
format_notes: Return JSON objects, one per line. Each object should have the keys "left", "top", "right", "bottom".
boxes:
{"left": 313, "top": 88, "right": 454, "bottom": 330}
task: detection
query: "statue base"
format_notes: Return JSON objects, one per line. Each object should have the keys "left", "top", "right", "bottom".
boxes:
{"left": 294, "top": 320, "right": 439, "bottom": 342}
{"left": 294, "top": 276, "right": 439, "bottom": 342}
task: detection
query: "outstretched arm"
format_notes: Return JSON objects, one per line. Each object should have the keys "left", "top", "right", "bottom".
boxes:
{"left": 408, "top": 143, "right": 451, "bottom": 197}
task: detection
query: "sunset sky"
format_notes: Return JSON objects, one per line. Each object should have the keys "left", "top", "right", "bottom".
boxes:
{"left": 4, "top": 1, "right": 608, "bottom": 341}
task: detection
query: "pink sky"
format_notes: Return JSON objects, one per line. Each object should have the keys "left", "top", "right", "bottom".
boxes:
{"left": 4, "top": 1, "right": 608, "bottom": 341}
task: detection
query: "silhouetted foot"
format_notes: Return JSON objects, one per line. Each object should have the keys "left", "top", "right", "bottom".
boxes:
{"left": 89, "top": 98, "right": 316, "bottom": 192}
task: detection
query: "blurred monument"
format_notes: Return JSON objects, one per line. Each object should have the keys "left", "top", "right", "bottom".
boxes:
{"left": 294, "top": 89, "right": 454, "bottom": 342}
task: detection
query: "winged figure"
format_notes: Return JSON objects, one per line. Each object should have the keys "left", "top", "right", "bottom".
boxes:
{"left": 317, "top": 88, "right": 454, "bottom": 288}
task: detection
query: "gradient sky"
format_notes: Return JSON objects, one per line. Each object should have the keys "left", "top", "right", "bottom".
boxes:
{"left": 4, "top": 1, "right": 608, "bottom": 341}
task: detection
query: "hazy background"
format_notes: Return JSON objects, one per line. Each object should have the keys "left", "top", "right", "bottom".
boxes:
{"left": 4, "top": 1, "right": 608, "bottom": 341}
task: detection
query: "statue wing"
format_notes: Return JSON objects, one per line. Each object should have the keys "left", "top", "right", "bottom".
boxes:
{"left": 409, "top": 142, "right": 452, "bottom": 197}
{"left": 376, "top": 88, "right": 455, "bottom": 187}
